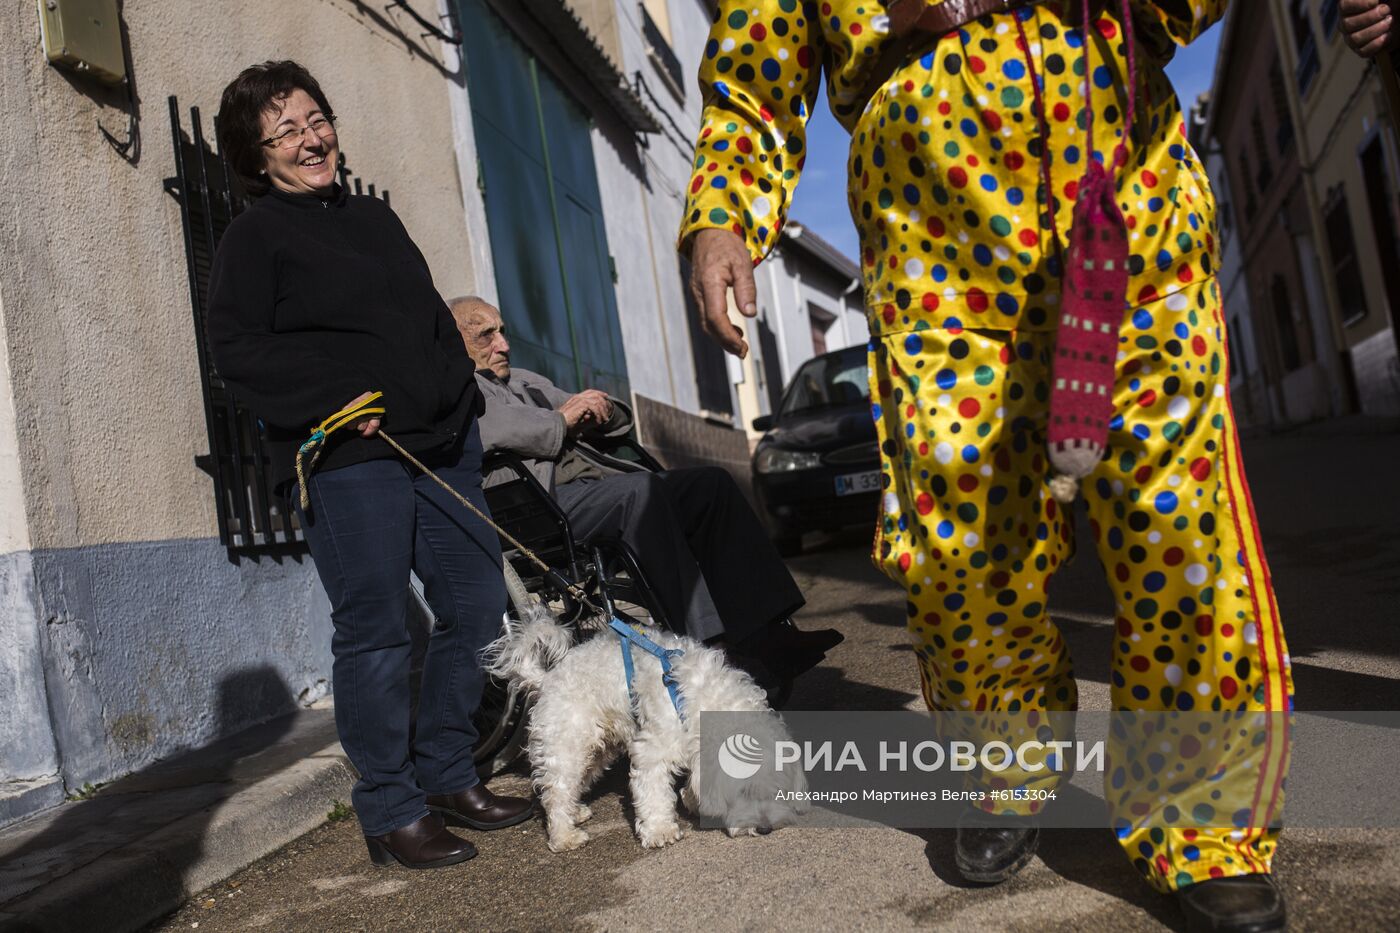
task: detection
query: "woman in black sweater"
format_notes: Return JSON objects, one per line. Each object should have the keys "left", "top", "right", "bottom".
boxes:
{"left": 208, "top": 61, "right": 531, "bottom": 869}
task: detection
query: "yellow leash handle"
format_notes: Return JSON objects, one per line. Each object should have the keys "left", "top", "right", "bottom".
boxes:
{"left": 295, "top": 391, "right": 386, "bottom": 509}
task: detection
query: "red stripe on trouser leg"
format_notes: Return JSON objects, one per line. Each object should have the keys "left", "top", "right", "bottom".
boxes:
{"left": 1086, "top": 280, "right": 1290, "bottom": 890}
{"left": 1214, "top": 295, "right": 1293, "bottom": 872}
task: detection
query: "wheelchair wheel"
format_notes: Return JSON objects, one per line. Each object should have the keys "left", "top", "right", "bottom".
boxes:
{"left": 469, "top": 560, "right": 535, "bottom": 777}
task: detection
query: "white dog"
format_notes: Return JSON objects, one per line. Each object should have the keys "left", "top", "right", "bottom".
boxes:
{"left": 484, "top": 606, "right": 808, "bottom": 851}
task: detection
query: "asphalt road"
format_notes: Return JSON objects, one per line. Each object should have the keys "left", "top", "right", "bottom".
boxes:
{"left": 153, "top": 422, "right": 1400, "bottom": 931}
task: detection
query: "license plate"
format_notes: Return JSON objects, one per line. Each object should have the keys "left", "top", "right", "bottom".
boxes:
{"left": 834, "top": 470, "right": 880, "bottom": 496}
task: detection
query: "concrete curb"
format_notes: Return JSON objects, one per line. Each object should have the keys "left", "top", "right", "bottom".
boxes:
{"left": 0, "top": 744, "right": 354, "bottom": 933}
{"left": 0, "top": 781, "right": 65, "bottom": 831}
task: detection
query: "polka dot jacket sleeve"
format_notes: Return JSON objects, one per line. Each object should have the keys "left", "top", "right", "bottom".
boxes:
{"left": 1136, "top": 0, "right": 1229, "bottom": 46}
{"left": 678, "top": 0, "right": 826, "bottom": 264}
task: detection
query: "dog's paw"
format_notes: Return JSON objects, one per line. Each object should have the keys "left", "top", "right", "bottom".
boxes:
{"left": 679, "top": 783, "right": 700, "bottom": 814}
{"left": 724, "top": 826, "right": 763, "bottom": 838}
{"left": 574, "top": 803, "right": 593, "bottom": 824}
{"left": 547, "top": 826, "right": 591, "bottom": 852}
{"left": 637, "top": 820, "right": 684, "bottom": 849}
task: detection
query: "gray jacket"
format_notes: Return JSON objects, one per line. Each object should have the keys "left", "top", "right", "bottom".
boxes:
{"left": 475, "top": 368, "right": 640, "bottom": 491}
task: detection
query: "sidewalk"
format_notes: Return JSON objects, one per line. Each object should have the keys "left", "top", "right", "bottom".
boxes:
{"left": 0, "top": 709, "right": 353, "bottom": 933}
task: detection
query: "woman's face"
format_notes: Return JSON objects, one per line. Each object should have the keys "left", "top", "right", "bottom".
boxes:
{"left": 258, "top": 88, "right": 339, "bottom": 195}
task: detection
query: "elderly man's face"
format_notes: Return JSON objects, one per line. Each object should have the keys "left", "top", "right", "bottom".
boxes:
{"left": 455, "top": 302, "right": 512, "bottom": 379}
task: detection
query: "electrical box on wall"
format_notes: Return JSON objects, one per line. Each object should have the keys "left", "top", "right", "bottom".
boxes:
{"left": 37, "top": 0, "right": 127, "bottom": 86}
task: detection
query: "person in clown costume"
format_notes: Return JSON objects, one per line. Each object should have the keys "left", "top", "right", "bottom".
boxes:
{"left": 679, "top": 1, "right": 1292, "bottom": 929}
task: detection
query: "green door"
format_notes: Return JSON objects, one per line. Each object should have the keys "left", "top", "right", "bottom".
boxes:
{"left": 458, "top": 0, "right": 629, "bottom": 398}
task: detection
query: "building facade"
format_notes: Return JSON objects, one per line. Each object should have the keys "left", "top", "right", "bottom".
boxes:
{"left": 1208, "top": 0, "right": 1352, "bottom": 426}
{"left": 0, "top": 0, "right": 863, "bottom": 826}
{"left": 0, "top": 0, "right": 489, "bottom": 827}
{"left": 1190, "top": 94, "right": 1271, "bottom": 427}
{"left": 1203, "top": 1, "right": 1400, "bottom": 427}
{"left": 1268, "top": 0, "right": 1400, "bottom": 417}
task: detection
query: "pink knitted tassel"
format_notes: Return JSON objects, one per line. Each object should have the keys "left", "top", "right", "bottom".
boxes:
{"left": 1018, "top": 0, "right": 1137, "bottom": 504}
{"left": 1046, "top": 157, "right": 1128, "bottom": 501}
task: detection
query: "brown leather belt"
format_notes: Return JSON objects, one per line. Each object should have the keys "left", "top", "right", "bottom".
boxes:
{"left": 859, "top": 0, "right": 1050, "bottom": 107}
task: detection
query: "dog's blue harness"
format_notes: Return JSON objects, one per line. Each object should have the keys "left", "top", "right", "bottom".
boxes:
{"left": 608, "top": 617, "right": 685, "bottom": 720}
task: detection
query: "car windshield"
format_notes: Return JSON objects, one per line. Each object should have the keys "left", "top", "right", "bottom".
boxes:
{"left": 779, "top": 346, "right": 870, "bottom": 417}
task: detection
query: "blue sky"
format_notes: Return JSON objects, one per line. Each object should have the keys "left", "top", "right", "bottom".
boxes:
{"left": 788, "top": 22, "right": 1224, "bottom": 262}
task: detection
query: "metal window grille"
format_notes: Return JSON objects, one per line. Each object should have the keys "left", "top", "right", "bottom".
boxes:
{"left": 165, "top": 96, "right": 389, "bottom": 555}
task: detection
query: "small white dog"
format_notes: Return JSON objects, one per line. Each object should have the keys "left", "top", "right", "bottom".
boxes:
{"left": 484, "top": 606, "right": 808, "bottom": 851}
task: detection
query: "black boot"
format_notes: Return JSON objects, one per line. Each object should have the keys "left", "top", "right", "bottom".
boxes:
{"left": 954, "top": 808, "right": 1039, "bottom": 884}
{"left": 737, "top": 618, "right": 844, "bottom": 679}
{"left": 1177, "top": 874, "right": 1286, "bottom": 933}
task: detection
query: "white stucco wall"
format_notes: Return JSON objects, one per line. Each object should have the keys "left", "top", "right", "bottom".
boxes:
{"left": 0, "top": 0, "right": 478, "bottom": 551}
{"left": 590, "top": 0, "right": 716, "bottom": 413}
{"left": 0, "top": 0, "right": 480, "bottom": 813}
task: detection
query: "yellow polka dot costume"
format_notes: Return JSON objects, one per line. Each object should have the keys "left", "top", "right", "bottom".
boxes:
{"left": 678, "top": 0, "right": 1293, "bottom": 892}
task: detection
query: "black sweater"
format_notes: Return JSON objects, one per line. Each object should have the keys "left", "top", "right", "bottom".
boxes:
{"left": 207, "top": 184, "right": 481, "bottom": 490}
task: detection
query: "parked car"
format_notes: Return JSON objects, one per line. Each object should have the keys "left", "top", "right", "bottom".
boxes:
{"left": 750, "top": 344, "right": 879, "bottom": 556}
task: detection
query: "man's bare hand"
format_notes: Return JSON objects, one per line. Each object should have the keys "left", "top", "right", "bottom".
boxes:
{"left": 1341, "top": 0, "right": 1395, "bottom": 57}
{"left": 344, "top": 391, "right": 381, "bottom": 438}
{"left": 688, "top": 228, "right": 757, "bottom": 358}
{"left": 560, "top": 390, "right": 611, "bottom": 434}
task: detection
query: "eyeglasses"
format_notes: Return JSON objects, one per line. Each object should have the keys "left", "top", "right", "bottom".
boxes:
{"left": 260, "top": 115, "right": 337, "bottom": 150}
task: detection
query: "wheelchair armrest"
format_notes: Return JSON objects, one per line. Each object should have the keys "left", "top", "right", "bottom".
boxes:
{"left": 480, "top": 450, "right": 582, "bottom": 582}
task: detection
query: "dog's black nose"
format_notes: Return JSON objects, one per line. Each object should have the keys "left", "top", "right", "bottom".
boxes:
{"left": 756, "top": 825, "right": 772, "bottom": 835}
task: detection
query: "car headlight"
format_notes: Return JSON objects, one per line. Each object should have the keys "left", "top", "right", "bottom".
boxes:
{"left": 755, "top": 447, "right": 824, "bottom": 474}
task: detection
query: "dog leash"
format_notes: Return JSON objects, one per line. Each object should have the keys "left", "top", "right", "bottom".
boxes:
{"left": 388, "top": 432, "right": 686, "bottom": 718}
{"left": 377, "top": 431, "right": 601, "bottom": 611}
{"left": 294, "top": 393, "right": 600, "bottom": 613}
{"left": 608, "top": 617, "right": 686, "bottom": 720}
{"left": 298, "top": 397, "right": 692, "bottom": 714}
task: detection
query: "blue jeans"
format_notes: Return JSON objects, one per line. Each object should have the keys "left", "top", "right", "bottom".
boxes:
{"left": 297, "top": 422, "right": 505, "bottom": 836}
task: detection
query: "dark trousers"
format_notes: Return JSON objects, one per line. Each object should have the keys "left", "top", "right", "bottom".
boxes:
{"left": 553, "top": 466, "right": 804, "bottom": 642}
{"left": 297, "top": 421, "right": 505, "bottom": 836}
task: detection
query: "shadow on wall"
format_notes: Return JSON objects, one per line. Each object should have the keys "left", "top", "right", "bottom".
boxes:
{"left": 344, "top": 0, "right": 461, "bottom": 78}
{"left": 0, "top": 668, "right": 297, "bottom": 929}
{"left": 50, "top": 0, "right": 142, "bottom": 165}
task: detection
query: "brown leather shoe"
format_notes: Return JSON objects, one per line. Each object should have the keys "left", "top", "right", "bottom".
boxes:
{"left": 426, "top": 783, "right": 536, "bottom": 831}
{"left": 364, "top": 812, "right": 477, "bottom": 869}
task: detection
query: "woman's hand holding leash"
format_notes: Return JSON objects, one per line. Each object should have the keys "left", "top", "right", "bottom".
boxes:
{"left": 345, "top": 390, "right": 382, "bottom": 437}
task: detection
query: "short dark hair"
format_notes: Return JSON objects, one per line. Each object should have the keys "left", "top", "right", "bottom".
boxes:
{"left": 216, "top": 61, "right": 335, "bottom": 197}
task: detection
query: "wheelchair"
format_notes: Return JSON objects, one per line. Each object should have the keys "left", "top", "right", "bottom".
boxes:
{"left": 464, "top": 442, "right": 795, "bottom": 776}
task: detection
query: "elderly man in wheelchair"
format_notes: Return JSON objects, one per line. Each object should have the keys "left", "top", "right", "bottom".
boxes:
{"left": 449, "top": 297, "right": 843, "bottom": 694}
